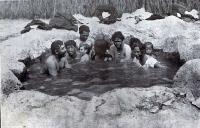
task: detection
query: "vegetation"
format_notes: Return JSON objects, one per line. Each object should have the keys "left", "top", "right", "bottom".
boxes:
{"left": 0, "top": 0, "right": 199, "bottom": 19}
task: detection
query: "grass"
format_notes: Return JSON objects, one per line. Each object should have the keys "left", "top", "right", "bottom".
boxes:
{"left": 0, "top": 0, "right": 199, "bottom": 19}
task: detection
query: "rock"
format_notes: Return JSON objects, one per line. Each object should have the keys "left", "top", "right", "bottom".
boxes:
{"left": 163, "top": 36, "right": 200, "bottom": 61}
{"left": 1, "top": 66, "right": 22, "bottom": 95}
{"left": 1, "top": 91, "right": 86, "bottom": 128}
{"left": 2, "top": 86, "right": 200, "bottom": 128}
{"left": 173, "top": 59, "right": 200, "bottom": 98}
{"left": 192, "top": 98, "right": 200, "bottom": 109}
{"left": 178, "top": 38, "right": 200, "bottom": 61}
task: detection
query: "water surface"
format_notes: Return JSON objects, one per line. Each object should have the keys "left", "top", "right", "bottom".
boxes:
{"left": 24, "top": 51, "right": 181, "bottom": 100}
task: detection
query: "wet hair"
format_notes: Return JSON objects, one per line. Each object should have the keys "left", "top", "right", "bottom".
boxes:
{"left": 94, "top": 39, "right": 109, "bottom": 58}
{"left": 79, "top": 25, "right": 90, "bottom": 34}
{"left": 111, "top": 31, "right": 124, "bottom": 41}
{"left": 51, "top": 40, "right": 64, "bottom": 55}
{"left": 64, "top": 40, "right": 77, "bottom": 48}
{"left": 129, "top": 37, "right": 143, "bottom": 50}
{"left": 79, "top": 43, "right": 91, "bottom": 54}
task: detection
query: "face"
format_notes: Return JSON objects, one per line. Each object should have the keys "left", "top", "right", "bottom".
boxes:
{"left": 66, "top": 45, "right": 76, "bottom": 56}
{"left": 133, "top": 47, "right": 141, "bottom": 57}
{"left": 113, "top": 37, "right": 123, "bottom": 49}
{"left": 145, "top": 44, "right": 153, "bottom": 55}
{"left": 79, "top": 46, "right": 87, "bottom": 55}
{"left": 56, "top": 44, "right": 66, "bottom": 57}
{"left": 80, "top": 31, "right": 89, "bottom": 41}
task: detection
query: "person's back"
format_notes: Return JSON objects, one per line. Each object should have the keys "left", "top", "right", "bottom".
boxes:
{"left": 94, "top": 39, "right": 111, "bottom": 62}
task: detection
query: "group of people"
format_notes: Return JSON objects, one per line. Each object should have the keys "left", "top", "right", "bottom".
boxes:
{"left": 41, "top": 25, "right": 165, "bottom": 76}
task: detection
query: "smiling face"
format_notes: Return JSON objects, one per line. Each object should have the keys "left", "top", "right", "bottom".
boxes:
{"left": 113, "top": 37, "right": 123, "bottom": 50}
{"left": 80, "top": 31, "right": 89, "bottom": 42}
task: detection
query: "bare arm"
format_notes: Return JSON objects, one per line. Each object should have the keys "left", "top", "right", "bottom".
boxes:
{"left": 154, "top": 62, "right": 167, "bottom": 68}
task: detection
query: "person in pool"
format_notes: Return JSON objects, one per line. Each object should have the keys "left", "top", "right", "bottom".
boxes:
{"left": 109, "top": 31, "right": 131, "bottom": 62}
{"left": 132, "top": 45, "right": 142, "bottom": 67}
{"left": 94, "top": 39, "right": 113, "bottom": 62}
{"left": 79, "top": 43, "right": 91, "bottom": 63}
{"left": 41, "top": 40, "right": 69, "bottom": 76}
{"left": 75, "top": 25, "right": 94, "bottom": 49}
{"left": 64, "top": 40, "right": 81, "bottom": 65}
{"left": 142, "top": 42, "right": 165, "bottom": 68}
{"left": 129, "top": 37, "right": 143, "bottom": 66}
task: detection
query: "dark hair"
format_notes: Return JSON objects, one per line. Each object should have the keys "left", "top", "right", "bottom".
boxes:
{"left": 64, "top": 40, "right": 77, "bottom": 48}
{"left": 79, "top": 25, "right": 90, "bottom": 34}
{"left": 129, "top": 37, "right": 143, "bottom": 50}
{"left": 79, "top": 43, "right": 91, "bottom": 54}
{"left": 51, "top": 40, "right": 63, "bottom": 55}
{"left": 111, "top": 31, "right": 124, "bottom": 41}
{"left": 94, "top": 39, "right": 109, "bottom": 58}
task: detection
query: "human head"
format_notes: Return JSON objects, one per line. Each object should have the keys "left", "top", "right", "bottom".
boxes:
{"left": 144, "top": 42, "right": 154, "bottom": 55}
{"left": 132, "top": 46, "right": 141, "bottom": 59}
{"left": 51, "top": 40, "right": 66, "bottom": 57}
{"left": 129, "top": 37, "right": 143, "bottom": 50}
{"left": 79, "top": 43, "right": 91, "bottom": 55}
{"left": 79, "top": 25, "right": 90, "bottom": 41}
{"left": 94, "top": 39, "right": 108, "bottom": 58}
{"left": 111, "top": 31, "right": 124, "bottom": 50}
{"left": 65, "top": 40, "right": 77, "bottom": 56}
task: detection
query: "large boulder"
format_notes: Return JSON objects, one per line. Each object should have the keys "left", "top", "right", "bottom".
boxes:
{"left": 1, "top": 66, "right": 22, "bottom": 95}
{"left": 2, "top": 86, "right": 200, "bottom": 128}
{"left": 173, "top": 59, "right": 200, "bottom": 98}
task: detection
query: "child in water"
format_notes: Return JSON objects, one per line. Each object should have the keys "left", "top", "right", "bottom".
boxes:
{"left": 129, "top": 37, "right": 143, "bottom": 66}
{"left": 132, "top": 46, "right": 142, "bottom": 67}
{"left": 142, "top": 42, "right": 165, "bottom": 68}
{"left": 79, "top": 43, "right": 90, "bottom": 63}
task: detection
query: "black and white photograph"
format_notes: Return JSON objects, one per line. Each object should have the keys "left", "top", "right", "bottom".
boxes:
{"left": 1, "top": 0, "right": 200, "bottom": 128}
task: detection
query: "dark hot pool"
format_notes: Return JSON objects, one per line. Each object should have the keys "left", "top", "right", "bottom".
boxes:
{"left": 23, "top": 51, "right": 182, "bottom": 100}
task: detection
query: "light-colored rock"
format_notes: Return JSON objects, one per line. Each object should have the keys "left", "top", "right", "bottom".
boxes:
{"left": 174, "top": 59, "right": 200, "bottom": 85}
{"left": 173, "top": 59, "right": 200, "bottom": 100}
{"left": 1, "top": 63, "right": 22, "bottom": 95}
{"left": 2, "top": 86, "right": 200, "bottom": 128}
{"left": 192, "top": 98, "right": 200, "bottom": 109}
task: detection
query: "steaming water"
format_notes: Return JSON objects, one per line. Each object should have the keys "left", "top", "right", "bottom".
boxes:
{"left": 23, "top": 51, "right": 181, "bottom": 100}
